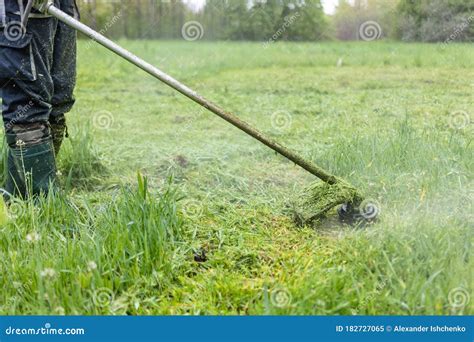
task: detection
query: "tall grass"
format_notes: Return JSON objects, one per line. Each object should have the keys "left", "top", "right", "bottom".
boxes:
{"left": 58, "top": 123, "right": 108, "bottom": 190}
{"left": 0, "top": 172, "right": 185, "bottom": 314}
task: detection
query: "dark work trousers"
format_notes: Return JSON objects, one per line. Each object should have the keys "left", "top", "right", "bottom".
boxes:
{"left": 0, "top": 0, "right": 79, "bottom": 134}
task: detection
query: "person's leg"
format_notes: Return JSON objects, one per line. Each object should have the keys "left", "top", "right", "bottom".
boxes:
{"left": 0, "top": 2, "right": 57, "bottom": 198}
{"left": 49, "top": 0, "right": 79, "bottom": 156}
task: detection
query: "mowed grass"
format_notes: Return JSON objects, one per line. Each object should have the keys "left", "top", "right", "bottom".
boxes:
{"left": 0, "top": 41, "right": 472, "bottom": 315}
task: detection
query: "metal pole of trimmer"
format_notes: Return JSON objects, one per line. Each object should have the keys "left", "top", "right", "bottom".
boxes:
{"left": 44, "top": 3, "right": 339, "bottom": 185}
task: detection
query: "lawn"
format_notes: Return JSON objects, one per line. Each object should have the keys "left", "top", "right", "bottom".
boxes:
{"left": 0, "top": 41, "right": 472, "bottom": 315}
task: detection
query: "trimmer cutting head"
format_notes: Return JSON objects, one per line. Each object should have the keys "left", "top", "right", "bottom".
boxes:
{"left": 337, "top": 201, "right": 379, "bottom": 226}
{"left": 292, "top": 179, "right": 378, "bottom": 227}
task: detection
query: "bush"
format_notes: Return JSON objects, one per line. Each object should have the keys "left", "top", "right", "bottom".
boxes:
{"left": 397, "top": 0, "right": 474, "bottom": 42}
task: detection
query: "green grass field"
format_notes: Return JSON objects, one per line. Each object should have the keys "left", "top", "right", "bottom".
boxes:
{"left": 0, "top": 41, "right": 472, "bottom": 315}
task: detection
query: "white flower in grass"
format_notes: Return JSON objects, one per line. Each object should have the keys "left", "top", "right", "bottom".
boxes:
{"left": 87, "top": 261, "right": 98, "bottom": 272}
{"left": 54, "top": 306, "right": 65, "bottom": 315}
{"left": 40, "top": 268, "right": 56, "bottom": 278}
{"left": 26, "top": 232, "right": 41, "bottom": 243}
{"left": 15, "top": 139, "right": 26, "bottom": 147}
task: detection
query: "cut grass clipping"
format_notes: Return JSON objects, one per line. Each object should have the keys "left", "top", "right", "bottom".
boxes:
{"left": 292, "top": 179, "right": 362, "bottom": 226}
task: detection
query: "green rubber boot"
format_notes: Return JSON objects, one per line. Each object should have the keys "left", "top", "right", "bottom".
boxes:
{"left": 4, "top": 124, "right": 57, "bottom": 199}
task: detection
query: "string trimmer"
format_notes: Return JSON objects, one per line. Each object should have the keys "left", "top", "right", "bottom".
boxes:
{"left": 32, "top": 0, "right": 377, "bottom": 226}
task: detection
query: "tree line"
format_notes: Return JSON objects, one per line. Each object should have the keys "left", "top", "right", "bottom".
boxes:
{"left": 77, "top": 0, "right": 474, "bottom": 42}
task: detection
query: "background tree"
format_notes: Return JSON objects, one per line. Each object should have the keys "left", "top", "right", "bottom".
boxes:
{"left": 396, "top": 0, "right": 474, "bottom": 42}
{"left": 76, "top": 0, "right": 473, "bottom": 42}
{"left": 332, "top": 0, "right": 398, "bottom": 40}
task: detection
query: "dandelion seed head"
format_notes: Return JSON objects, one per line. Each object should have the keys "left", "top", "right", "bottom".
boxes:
{"left": 26, "top": 232, "right": 41, "bottom": 242}
{"left": 40, "top": 268, "right": 56, "bottom": 278}
{"left": 87, "top": 261, "right": 97, "bottom": 271}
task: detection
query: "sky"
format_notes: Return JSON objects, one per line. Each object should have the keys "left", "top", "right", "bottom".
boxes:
{"left": 182, "top": 0, "right": 339, "bottom": 15}
{"left": 321, "top": 0, "right": 339, "bottom": 14}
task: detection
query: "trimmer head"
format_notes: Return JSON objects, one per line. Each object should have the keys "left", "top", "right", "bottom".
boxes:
{"left": 291, "top": 179, "right": 379, "bottom": 227}
{"left": 337, "top": 200, "right": 379, "bottom": 226}
{"left": 291, "top": 179, "right": 363, "bottom": 226}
